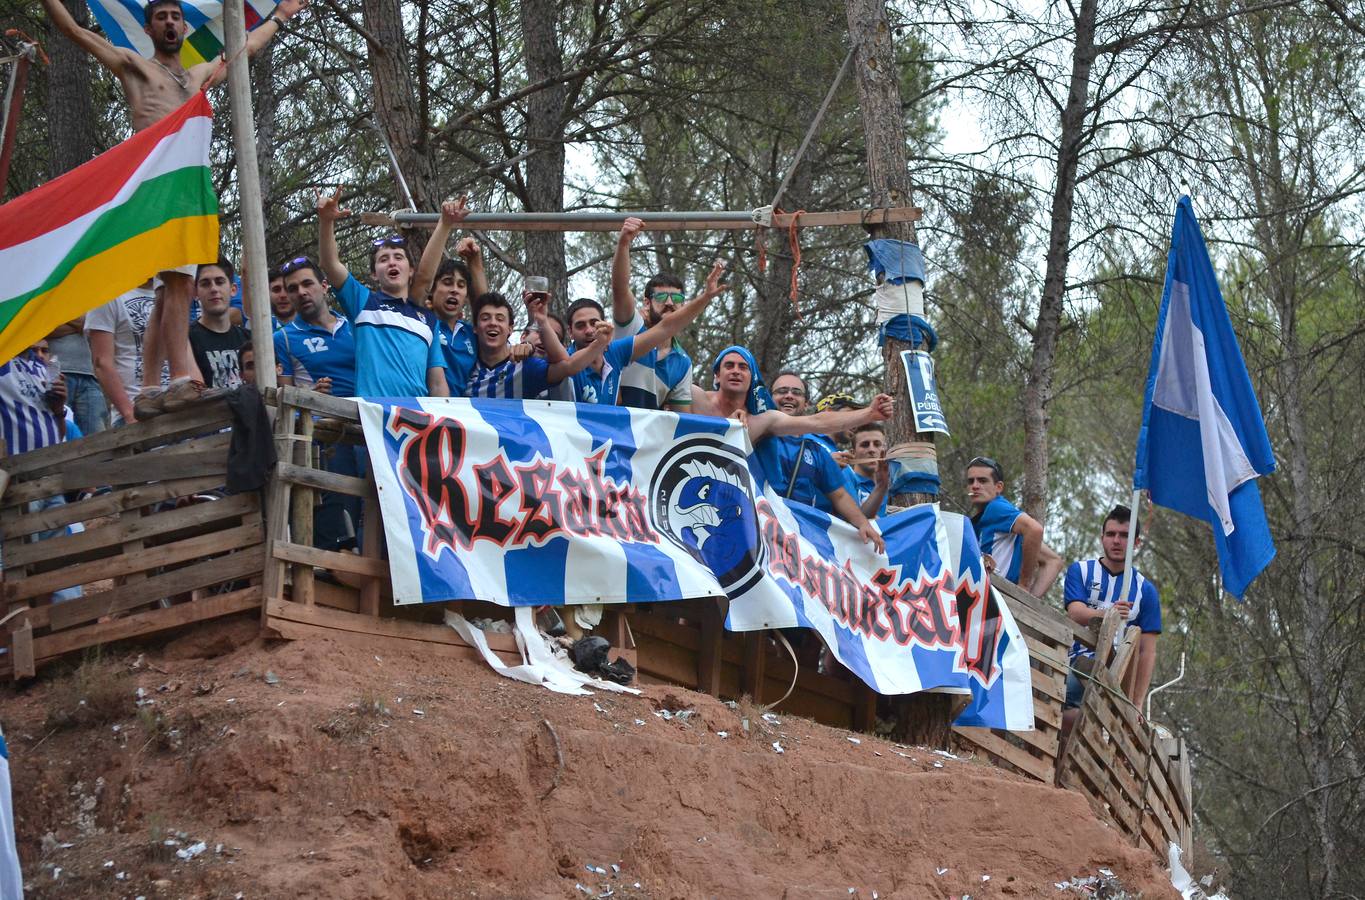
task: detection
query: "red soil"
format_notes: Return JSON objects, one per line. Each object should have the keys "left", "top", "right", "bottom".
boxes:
{"left": 0, "top": 615, "right": 1177, "bottom": 899}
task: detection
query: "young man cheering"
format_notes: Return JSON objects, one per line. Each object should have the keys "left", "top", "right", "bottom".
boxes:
{"left": 316, "top": 187, "right": 447, "bottom": 398}
{"left": 465, "top": 293, "right": 611, "bottom": 399}
{"left": 273, "top": 257, "right": 355, "bottom": 397}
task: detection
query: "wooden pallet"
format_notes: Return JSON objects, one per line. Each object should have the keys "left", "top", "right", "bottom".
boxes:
{"left": 2, "top": 400, "right": 265, "bottom": 677}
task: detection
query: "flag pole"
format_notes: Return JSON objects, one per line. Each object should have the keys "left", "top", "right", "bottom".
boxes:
{"left": 1118, "top": 488, "right": 1142, "bottom": 603}
{"left": 222, "top": 0, "right": 276, "bottom": 391}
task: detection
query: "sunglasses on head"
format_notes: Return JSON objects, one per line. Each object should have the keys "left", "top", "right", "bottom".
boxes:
{"left": 279, "top": 256, "right": 312, "bottom": 275}
{"left": 372, "top": 235, "right": 407, "bottom": 249}
{"left": 968, "top": 456, "right": 1000, "bottom": 470}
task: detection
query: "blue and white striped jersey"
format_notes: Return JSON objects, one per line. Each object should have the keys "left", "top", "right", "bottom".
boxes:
{"left": 467, "top": 355, "right": 551, "bottom": 399}
{"left": 612, "top": 310, "right": 693, "bottom": 410}
{"left": 335, "top": 275, "right": 442, "bottom": 398}
{"left": 0, "top": 353, "right": 60, "bottom": 455}
{"left": 1063, "top": 558, "right": 1162, "bottom": 660}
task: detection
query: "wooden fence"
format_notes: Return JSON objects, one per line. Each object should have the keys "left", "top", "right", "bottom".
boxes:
{"left": 0, "top": 400, "right": 264, "bottom": 678}
{"left": 1, "top": 393, "right": 1190, "bottom": 861}
{"left": 1056, "top": 606, "right": 1193, "bottom": 858}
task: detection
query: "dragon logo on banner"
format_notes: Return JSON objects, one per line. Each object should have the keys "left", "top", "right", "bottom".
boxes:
{"left": 650, "top": 438, "right": 764, "bottom": 595}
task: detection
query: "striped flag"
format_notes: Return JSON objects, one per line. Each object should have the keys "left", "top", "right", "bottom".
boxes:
{"left": 359, "top": 397, "right": 1036, "bottom": 729}
{"left": 89, "top": 0, "right": 276, "bottom": 67}
{"left": 0, "top": 92, "right": 218, "bottom": 365}
{"left": 1135, "top": 196, "right": 1276, "bottom": 598}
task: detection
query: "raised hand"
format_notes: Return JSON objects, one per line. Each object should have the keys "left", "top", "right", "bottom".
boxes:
{"left": 314, "top": 185, "right": 351, "bottom": 223}
{"left": 867, "top": 393, "right": 894, "bottom": 422}
{"left": 618, "top": 216, "right": 645, "bottom": 245}
{"left": 702, "top": 258, "right": 729, "bottom": 298}
{"left": 440, "top": 196, "right": 470, "bottom": 227}
{"left": 522, "top": 291, "right": 548, "bottom": 321}
{"left": 274, "top": 0, "right": 309, "bottom": 20}
{"left": 454, "top": 236, "right": 481, "bottom": 263}
{"left": 591, "top": 321, "right": 612, "bottom": 346}
{"left": 874, "top": 458, "right": 890, "bottom": 489}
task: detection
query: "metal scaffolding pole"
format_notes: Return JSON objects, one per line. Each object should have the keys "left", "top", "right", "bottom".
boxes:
{"left": 359, "top": 206, "right": 922, "bottom": 233}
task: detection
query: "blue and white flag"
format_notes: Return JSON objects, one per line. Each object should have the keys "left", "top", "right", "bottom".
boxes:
{"left": 358, "top": 397, "right": 1034, "bottom": 729}
{"left": 1135, "top": 196, "right": 1276, "bottom": 598}
{"left": 0, "top": 727, "right": 21, "bottom": 899}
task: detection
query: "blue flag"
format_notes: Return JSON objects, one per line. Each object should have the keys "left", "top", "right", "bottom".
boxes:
{"left": 1134, "top": 196, "right": 1276, "bottom": 598}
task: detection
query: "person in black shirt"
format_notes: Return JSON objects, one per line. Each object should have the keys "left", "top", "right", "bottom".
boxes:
{"left": 189, "top": 259, "right": 249, "bottom": 389}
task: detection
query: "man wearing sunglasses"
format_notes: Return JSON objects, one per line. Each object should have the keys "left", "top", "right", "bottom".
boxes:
{"left": 315, "top": 188, "right": 448, "bottom": 398}
{"left": 965, "top": 456, "right": 1062, "bottom": 596}
{"left": 609, "top": 217, "right": 697, "bottom": 412}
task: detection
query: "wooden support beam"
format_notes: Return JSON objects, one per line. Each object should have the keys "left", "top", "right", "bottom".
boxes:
{"left": 359, "top": 206, "right": 923, "bottom": 233}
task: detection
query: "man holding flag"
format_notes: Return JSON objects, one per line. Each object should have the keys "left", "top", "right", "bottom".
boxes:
{"left": 38, "top": 0, "right": 306, "bottom": 404}
{"left": 1134, "top": 194, "right": 1276, "bottom": 600}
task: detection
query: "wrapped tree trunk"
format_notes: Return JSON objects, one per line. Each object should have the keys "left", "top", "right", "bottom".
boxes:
{"left": 844, "top": 0, "right": 960, "bottom": 747}
{"left": 361, "top": 0, "right": 440, "bottom": 217}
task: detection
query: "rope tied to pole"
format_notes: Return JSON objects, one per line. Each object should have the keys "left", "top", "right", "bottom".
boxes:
{"left": 786, "top": 208, "right": 805, "bottom": 316}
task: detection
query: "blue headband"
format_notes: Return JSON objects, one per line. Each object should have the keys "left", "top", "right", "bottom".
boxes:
{"left": 712, "top": 345, "right": 774, "bottom": 415}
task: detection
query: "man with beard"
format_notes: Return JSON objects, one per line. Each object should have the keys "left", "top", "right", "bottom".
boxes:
{"left": 41, "top": 0, "right": 307, "bottom": 405}
{"left": 610, "top": 217, "right": 697, "bottom": 411}
{"left": 273, "top": 257, "right": 354, "bottom": 397}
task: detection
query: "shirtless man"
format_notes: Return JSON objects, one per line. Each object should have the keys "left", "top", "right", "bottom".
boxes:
{"left": 42, "top": 0, "right": 307, "bottom": 403}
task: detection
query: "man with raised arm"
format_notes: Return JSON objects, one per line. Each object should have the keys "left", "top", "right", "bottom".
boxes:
{"left": 965, "top": 456, "right": 1063, "bottom": 597}
{"left": 702, "top": 347, "right": 892, "bottom": 554}
{"left": 609, "top": 217, "right": 697, "bottom": 411}
{"left": 564, "top": 261, "right": 728, "bottom": 406}
{"left": 315, "top": 187, "right": 448, "bottom": 399}
{"left": 41, "top": 0, "right": 308, "bottom": 401}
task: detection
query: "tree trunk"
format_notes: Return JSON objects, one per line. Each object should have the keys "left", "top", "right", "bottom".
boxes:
{"left": 752, "top": 155, "right": 813, "bottom": 377}
{"left": 360, "top": 0, "right": 440, "bottom": 218}
{"left": 251, "top": 44, "right": 280, "bottom": 247}
{"left": 45, "top": 0, "right": 99, "bottom": 176}
{"left": 1020, "top": 0, "right": 1097, "bottom": 523}
{"left": 844, "top": 0, "right": 957, "bottom": 747}
{"left": 519, "top": 0, "right": 569, "bottom": 301}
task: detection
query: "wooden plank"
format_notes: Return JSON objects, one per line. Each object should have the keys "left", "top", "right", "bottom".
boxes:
{"left": 4, "top": 522, "right": 263, "bottom": 603}
{"left": 1, "top": 475, "right": 228, "bottom": 540}
{"left": 309, "top": 578, "right": 362, "bottom": 613}
{"left": 265, "top": 597, "right": 520, "bottom": 656}
{"left": 33, "top": 586, "right": 260, "bottom": 662}
{"left": 3, "top": 472, "right": 67, "bottom": 507}
{"left": 695, "top": 599, "right": 724, "bottom": 696}
{"left": 277, "top": 461, "right": 369, "bottom": 498}
{"left": 278, "top": 386, "right": 360, "bottom": 422}
{"left": 4, "top": 492, "right": 258, "bottom": 568}
{"left": 741, "top": 631, "right": 767, "bottom": 702}
{"left": 267, "top": 615, "right": 519, "bottom": 666}
{"left": 273, "top": 540, "right": 387, "bottom": 578}
{"left": 1094, "top": 608, "right": 1123, "bottom": 670}
{"left": 45, "top": 546, "right": 265, "bottom": 632}
{"left": 1075, "top": 719, "right": 1145, "bottom": 817}
{"left": 262, "top": 403, "right": 297, "bottom": 610}
{"left": 290, "top": 415, "right": 316, "bottom": 607}
{"left": 59, "top": 447, "right": 228, "bottom": 488}
{"left": 9, "top": 620, "right": 35, "bottom": 679}
{"left": 1031, "top": 665, "right": 1066, "bottom": 703}
{"left": 1003, "top": 592, "right": 1073, "bottom": 645}
{"left": 1023, "top": 636, "right": 1071, "bottom": 673}
{"left": 359, "top": 485, "right": 381, "bottom": 617}
{"left": 2, "top": 401, "right": 232, "bottom": 477}
{"left": 1008, "top": 721, "right": 1061, "bottom": 758}
{"left": 953, "top": 727, "right": 1054, "bottom": 782}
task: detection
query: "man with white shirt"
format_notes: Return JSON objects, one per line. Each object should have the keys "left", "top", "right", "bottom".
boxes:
{"left": 85, "top": 280, "right": 159, "bottom": 425}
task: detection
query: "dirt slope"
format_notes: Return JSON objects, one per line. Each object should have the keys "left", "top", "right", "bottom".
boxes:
{"left": 0, "top": 615, "right": 1177, "bottom": 899}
